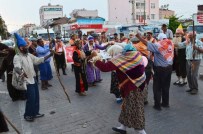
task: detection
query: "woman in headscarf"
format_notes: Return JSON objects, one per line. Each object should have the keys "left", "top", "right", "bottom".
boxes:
{"left": 72, "top": 40, "right": 88, "bottom": 96}
{"left": 83, "top": 36, "right": 110, "bottom": 86}
{"left": 107, "top": 45, "right": 123, "bottom": 103}
{"left": 91, "top": 43, "right": 147, "bottom": 134}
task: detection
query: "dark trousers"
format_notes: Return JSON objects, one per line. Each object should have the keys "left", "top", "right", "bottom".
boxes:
{"left": 24, "top": 79, "right": 39, "bottom": 117}
{"left": 175, "top": 59, "right": 187, "bottom": 78}
{"left": 54, "top": 53, "right": 66, "bottom": 73}
{"left": 0, "top": 111, "right": 9, "bottom": 132}
{"left": 153, "top": 65, "right": 172, "bottom": 107}
{"left": 73, "top": 65, "right": 88, "bottom": 93}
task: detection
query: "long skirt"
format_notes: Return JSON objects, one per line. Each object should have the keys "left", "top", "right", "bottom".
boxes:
{"left": 119, "top": 90, "right": 145, "bottom": 130}
{"left": 110, "top": 72, "right": 121, "bottom": 98}
{"left": 39, "top": 62, "right": 53, "bottom": 81}
{"left": 86, "top": 63, "right": 95, "bottom": 84}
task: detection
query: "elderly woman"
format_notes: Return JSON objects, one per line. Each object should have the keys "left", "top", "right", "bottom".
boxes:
{"left": 83, "top": 36, "right": 109, "bottom": 86}
{"left": 107, "top": 45, "right": 123, "bottom": 103}
{"left": 92, "top": 44, "right": 147, "bottom": 134}
{"left": 72, "top": 40, "right": 88, "bottom": 96}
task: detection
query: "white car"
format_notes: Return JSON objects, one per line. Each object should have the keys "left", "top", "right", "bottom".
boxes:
{"left": 1, "top": 40, "right": 15, "bottom": 48}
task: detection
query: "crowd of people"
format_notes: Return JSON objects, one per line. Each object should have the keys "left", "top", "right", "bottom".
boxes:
{"left": 0, "top": 24, "right": 203, "bottom": 134}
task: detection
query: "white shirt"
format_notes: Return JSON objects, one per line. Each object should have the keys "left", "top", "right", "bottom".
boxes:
{"left": 13, "top": 53, "right": 44, "bottom": 84}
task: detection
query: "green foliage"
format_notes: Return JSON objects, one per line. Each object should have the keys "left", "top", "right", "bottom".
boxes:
{"left": 168, "top": 15, "right": 181, "bottom": 34}
{"left": 0, "top": 16, "right": 9, "bottom": 39}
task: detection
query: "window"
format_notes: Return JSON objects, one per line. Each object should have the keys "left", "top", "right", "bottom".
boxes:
{"left": 136, "top": 3, "right": 145, "bottom": 9}
{"left": 136, "top": 12, "right": 145, "bottom": 22}
{"left": 151, "top": 14, "right": 155, "bottom": 20}
{"left": 151, "top": 3, "right": 155, "bottom": 9}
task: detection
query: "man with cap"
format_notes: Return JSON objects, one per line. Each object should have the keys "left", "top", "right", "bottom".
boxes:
{"left": 136, "top": 32, "right": 174, "bottom": 111}
{"left": 53, "top": 36, "right": 67, "bottom": 75}
{"left": 129, "top": 32, "right": 135, "bottom": 40}
{"left": 36, "top": 38, "right": 53, "bottom": 90}
{"left": 175, "top": 32, "right": 203, "bottom": 95}
{"left": 173, "top": 26, "right": 187, "bottom": 86}
{"left": 146, "top": 30, "right": 156, "bottom": 43}
{"left": 29, "top": 37, "right": 39, "bottom": 83}
{"left": 13, "top": 33, "right": 53, "bottom": 121}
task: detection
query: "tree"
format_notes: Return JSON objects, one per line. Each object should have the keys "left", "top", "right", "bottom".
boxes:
{"left": 168, "top": 15, "right": 181, "bottom": 34}
{"left": 0, "top": 16, "right": 9, "bottom": 39}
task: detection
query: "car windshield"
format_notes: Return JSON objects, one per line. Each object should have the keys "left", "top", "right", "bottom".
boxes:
{"left": 187, "top": 26, "right": 203, "bottom": 33}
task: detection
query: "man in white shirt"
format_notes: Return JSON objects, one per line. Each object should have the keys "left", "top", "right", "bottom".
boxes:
{"left": 160, "top": 24, "right": 173, "bottom": 39}
{"left": 13, "top": 33, "right": 53, "bottom": 122}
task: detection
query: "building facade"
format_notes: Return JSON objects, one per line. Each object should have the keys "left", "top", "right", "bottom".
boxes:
{"left": 39, "top": 3, "right": 63, "bottom": 26}
{"left": 108, "top": 0, "right": 159, "bottom": 25}
{"left": 159, "top": 9, "right": 175, "bottom": 19}
{"left": 18, "top": 24, "right": 36, "bottom": 37}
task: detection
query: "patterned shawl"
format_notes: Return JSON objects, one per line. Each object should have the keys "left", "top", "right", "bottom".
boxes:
{"left": 111, "top": 51, "right": 146, "bottom": 88}
{"left": 157, "top": 39, "right": 174, "bottom": 62}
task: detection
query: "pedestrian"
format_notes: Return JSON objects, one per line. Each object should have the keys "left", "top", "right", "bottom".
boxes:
{"left": 36, "top": 38, "right": 53, "bottom": 90}
{"left": 0, "top": 43, "right": 8, "bottom": 82}
{"left": 107, "top": 45, "right": 124, "bottom": 103}
{"left": 72, "top": 40, "right": 88, "bottom": 96}
{"left": 132, "top": 37, "right": 152, "bottom": 105}
{"left": 0, "top": 48, "right": 27, "bottom": 101}
{"left": 136, "top": 32, "right": 174, "bottom": 111}
{"left": 13, "top": 33, "right": 53, "bottom": 122}
{"left": 83, "top": 36, "right": 109, "bottom": 86}
{"left": 173, "top": 26, "right": 187, "bottom": 86}
{"left": 160, "top": 24, "right": 173, "bottom": 39}
{"left": 0, "top": 109, "right": 9, "bottom": 133}
{"left": 91, "top": 43, "right": 147, "bottom": 134}
{"left": 29, "top": 37, "right": 39, "bottom": 83}
{"left": 53, "top": 36, "right": 67, "bottom": 75}
{"left": 175, "top": 32, "right": 203, "bottom": 94}
{"left": 113, "top": 33, "right": 120, "bottom": 42}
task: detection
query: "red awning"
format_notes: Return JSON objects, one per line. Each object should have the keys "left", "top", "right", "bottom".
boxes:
{"left": 94, "top": 28, "right": 108, "bottom": 33}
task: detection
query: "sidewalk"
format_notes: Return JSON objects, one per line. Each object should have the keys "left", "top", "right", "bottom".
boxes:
{"left": 0, "top": 64, "right": 203, "bottom": 134}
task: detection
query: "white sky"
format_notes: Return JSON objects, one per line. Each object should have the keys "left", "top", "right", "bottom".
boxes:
{"left": 0, "top": 0, "right": 202, "bottom": 32}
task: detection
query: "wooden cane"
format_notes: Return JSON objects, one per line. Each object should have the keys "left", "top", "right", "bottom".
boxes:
{"left": 46, "top": 27, "right": 71, "bottom": 103}
{"left": 3, "top": 113, "right": 21, "bottom": 134}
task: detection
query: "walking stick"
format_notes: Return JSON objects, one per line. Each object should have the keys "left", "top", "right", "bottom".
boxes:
{"left": 3, "top": 113, "right": 20, "bottom": 134}
{"left": 46, "top": 27, "right": 71, "bottom": 103}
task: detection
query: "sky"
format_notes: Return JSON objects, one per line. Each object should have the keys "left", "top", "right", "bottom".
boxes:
{"left": 0, "top": 0, "right": 202, "bottom": 32}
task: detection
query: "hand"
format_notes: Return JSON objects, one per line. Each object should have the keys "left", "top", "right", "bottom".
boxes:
{"left": 91, "top": 51, "right": 97, "bottom": 57}
{"left": 193, "top": 45, "right": 198, "bottom": 50}
{"left": 20, "top": 72, "right": 28, "bottom": 78}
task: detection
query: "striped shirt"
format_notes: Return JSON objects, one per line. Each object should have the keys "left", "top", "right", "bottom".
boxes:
{"left": 178, "top": 40, "right": 203, "bottom": 60}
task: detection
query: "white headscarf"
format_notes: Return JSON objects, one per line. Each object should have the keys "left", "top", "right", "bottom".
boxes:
{"left": 107, "top": 45, "right": 123, "bottom": 57}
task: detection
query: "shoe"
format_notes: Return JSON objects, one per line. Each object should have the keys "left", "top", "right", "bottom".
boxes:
{"left": 63, "top": 72, "right": 67, "bottom": 75}
{"left": 112, "top": 127, "right": 127, "bottom": 134}
{"left": 24, "top": 116, "right": 34, "bottom": 122}
{"left": 79, "top": 92, "right": 87, "bottom": 96}
{"left": 161, "top": 103, "right": 170, "bottom": 108}
{"left": 190, "top": 89, "right": 198, "bottom": 95}
{"left": 95, "top": 79, "right": 103, "bottom": 83}
{"left": 47, "top": 84, "right": 52, "bottom": 87}
{"left": 179, "top": 82, "right": 187, "bottom": 86}
{"left": 186, "top": 89, "right": 192, "bottom": 92}
{"left": 116, "top": 98, "right": 122, "bottom": 104}
{"left": 41, "top": 86, "right": 48, "bottom": 90}
{"left": 153, "top": 105, "right": 162, "bottom": 111}
{"left": 173, "top": 81, "right": 180, "bottom": 85}
{"left": 34, "top": 113, "right": 44, "bottom": 118}
{"left": 144, "top": 101, "right": 148, "bottom": 105}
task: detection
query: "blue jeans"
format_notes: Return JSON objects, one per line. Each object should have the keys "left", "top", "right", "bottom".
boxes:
{"left": 24, "top": 80, "right": 39, "bottom": 117}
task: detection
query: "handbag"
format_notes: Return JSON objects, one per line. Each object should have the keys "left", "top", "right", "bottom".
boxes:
{"left": 11, "top": 69, "right": 27, "bottom": 90}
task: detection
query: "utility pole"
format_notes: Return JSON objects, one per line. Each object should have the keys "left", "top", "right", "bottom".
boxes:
{"left": 144, "top": 0, "right": 146, "bottom": 26}
{"left": 129, "top": 0, "right": 136, "bottom": 24}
